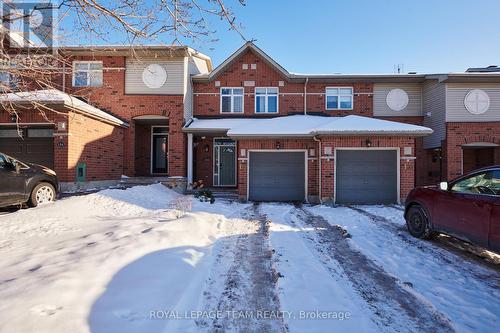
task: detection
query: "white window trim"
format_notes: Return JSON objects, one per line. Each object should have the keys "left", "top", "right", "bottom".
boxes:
{"left": 325, "top": 86, "right": 354, "bottom": 110}
{"left": 72, "top": 61, "right": 103, "bottom": 87}
{"left": 220, "top": 87, "right": 244, "bottom": 113}
{"left": 254, "top": 87, "right": 279, "bottom": 114}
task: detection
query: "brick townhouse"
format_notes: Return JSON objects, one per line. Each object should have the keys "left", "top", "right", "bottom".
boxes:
{"left": 0, "top": 45, "right": 211, "bottom": 191}
{"left": 1, "top": 41, "right": 499, "bottom": 203}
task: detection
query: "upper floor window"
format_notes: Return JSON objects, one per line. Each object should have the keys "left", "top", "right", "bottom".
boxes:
{"left": 73, "top": 61, "right": 103, "bottom": 87}
{"left": 0, "top": 71, "right": 10, "bottom": 89}
{"left": 221, "top": 88, "right": 244, "bottom": 113}
{"left": 255, "top": 87, "right": 278, "bottom": 113}
{"left": 326, "top": 87, "right": 353, "bottom": 110}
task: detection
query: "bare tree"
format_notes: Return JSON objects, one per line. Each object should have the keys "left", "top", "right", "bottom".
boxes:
{"left": 0, "top": 0, "right": 248, "bottom": 124}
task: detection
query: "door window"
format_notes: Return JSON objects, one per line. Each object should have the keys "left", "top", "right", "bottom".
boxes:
{"left": 0, "top": 154, "right": 6, "bottom": 168}
{"left": 451, "top": 170, "right": 500, "bottom": 196}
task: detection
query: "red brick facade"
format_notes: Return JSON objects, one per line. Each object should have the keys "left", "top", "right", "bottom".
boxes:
{"left": 0, "top": 108, "right": 124, "bottom": 182}
{"left": 193, "top": 49, "right": 374, "bottom": 118}
{"left": 63, "top": 55, "right": 185, "bottom": 177}
{"left": 445, "top": 122, "right": 500, "bottom": 180}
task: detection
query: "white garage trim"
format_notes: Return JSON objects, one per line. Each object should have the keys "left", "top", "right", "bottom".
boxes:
{"left": 246, "top": 149, "right": 308, "bottom": 202}
{"left": 333, "top": 147, "right": 401, "bottom": 204}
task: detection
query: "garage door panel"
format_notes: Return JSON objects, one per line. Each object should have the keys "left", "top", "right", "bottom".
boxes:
{"left": 249, "top": 152, "right": 305, "bottom": 202}
{"left": 0, "top": 129, "right": 54, "bottom": 168}
{"left": 336, "top": 150, "right": 397, "bottom": 204}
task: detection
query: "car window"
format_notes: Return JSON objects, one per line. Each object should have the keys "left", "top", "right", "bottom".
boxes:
{"left": 451, "top": 171, "right": 500, "bottom": 196}
{"left": 0, "top": 154, "right": 6, "bottom": 169}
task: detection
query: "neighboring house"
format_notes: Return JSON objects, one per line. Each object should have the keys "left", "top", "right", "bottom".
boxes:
{"left": 0, "top": 45, "right": 211, "bottom": 191}
{"left": 420, "top": 74, "right": 500, "bottom": 183}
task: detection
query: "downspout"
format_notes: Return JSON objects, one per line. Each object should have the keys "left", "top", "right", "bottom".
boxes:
{"left": 62, "top": 61, "right": 66, "bottom": 92}
{"left": 313, "top": 135, "right": 322, "bottom": 204}
{"left": 304, "top": 77, "right": 308, "bottom": 115}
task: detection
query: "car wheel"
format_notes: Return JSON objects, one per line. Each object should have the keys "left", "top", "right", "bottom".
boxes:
{"left": 406, "top": 205, "right": 433, "bottom": 239}
{"left": 29, "top": 182, "right": 56, "bottom": 207}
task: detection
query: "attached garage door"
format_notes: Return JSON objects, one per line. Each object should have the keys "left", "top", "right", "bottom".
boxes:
{"left": 0, "top": 127, "right": 54, "bottom": 168}
{"left": 336, "top": 150, "right": 398, "bottom": 204}
{"left": 249, "top": 151, "right": 305, "bottom": 202}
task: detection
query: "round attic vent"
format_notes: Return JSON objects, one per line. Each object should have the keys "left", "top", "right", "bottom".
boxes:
{"left": 142, "top": 64, "right": 167, "bottom": 89}
{"left": 386, "top": 88, "right": 409, "bottom": 111}
{"left": 464, "top": 89, "right": 490, "bottom": 115}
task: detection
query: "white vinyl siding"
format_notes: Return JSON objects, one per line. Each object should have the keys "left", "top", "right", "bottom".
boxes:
{"left": 326, "top": 87, "right": 353, "bottom": 110}
{"left": 373, "top": 83, "right": 422, "bottom": 116}
{"left": 446, "top": 83, "right": 500, "bottom": 122}
{"left": 125, "top": 57, "right": 184, "bottom": 94}
{"left": 255, "top": 87, "right": 278, "bottom": 113}
{"left": 221, "top": 88, "right": 244, "bottom": 113}
{"left": 422, "top": 81, "right": 446, "bottom": 149}
{"left": 73, "top": 61, "right": 103, "bottom": 87}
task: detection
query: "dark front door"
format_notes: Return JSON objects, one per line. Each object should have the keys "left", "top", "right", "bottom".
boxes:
{"left": 214, "top": 139, "right": 236, "bottom": 186}
{"left": 151, "top": 127, "right": 168, "bottom": 174}
{"left": 462, "top": 147, "right": 495, "bottom": 173}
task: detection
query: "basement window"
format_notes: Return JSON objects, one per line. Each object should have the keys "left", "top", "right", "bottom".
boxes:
{"left": 326, "top": 87, "right": 353, "bottom": 110}
{"left": 73, "top": 61, "right": 103, "bottom": 87}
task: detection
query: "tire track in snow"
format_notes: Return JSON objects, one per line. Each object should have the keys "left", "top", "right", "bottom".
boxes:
{"left": 348, "top": 206, "right": 500, "bottom": 286}
{"left": 198, "top": 203, "right": 286, "bottom": 333}
{"left": 292, "top": 206, "right": 455, "bottom": 333}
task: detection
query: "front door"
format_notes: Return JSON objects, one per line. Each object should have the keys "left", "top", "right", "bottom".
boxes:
{"left": 151, "top": 127, "right": 168, "bottom": 174}
{"left": 214, "top": 139, "right": 236, "bottom": 186}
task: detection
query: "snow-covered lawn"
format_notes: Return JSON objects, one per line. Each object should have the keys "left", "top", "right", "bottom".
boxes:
{"left": 1, "top": 185, "right": 499, "bottom": 333}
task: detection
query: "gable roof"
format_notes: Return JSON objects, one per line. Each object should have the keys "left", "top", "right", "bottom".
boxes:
{"left": 195, "top": 42, "right": 290, "bottom": 81}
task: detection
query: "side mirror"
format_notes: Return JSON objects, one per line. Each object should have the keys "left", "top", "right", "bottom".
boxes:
{"left": 439, "top": 182, "right": 448, "bottom": 191}
{"left": 7, "top": 161, "right": 21, "bottom": 173}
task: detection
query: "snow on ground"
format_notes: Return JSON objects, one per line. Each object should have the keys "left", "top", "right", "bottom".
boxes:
{"left": 1, "top": 186, "right": 499, "bottom": 333}
{"left": 308, "top": 204, "right": 500, "bottom": 333}
{"left": 0, "top": 184, "right": 252, "bottom": 333}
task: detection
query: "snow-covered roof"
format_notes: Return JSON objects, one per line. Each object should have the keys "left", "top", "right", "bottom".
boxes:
{"left": 0, "top": 90, "right": 128, "bottom": 127}
{"left": 184, "top": 115, "right": 433, "bottom": 137}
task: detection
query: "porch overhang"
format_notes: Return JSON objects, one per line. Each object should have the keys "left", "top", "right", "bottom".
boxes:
{"left": 183, "top": 115, "right": 433, "bottom": 138}
{"left": 0, "top": 89, "right": 129, "bottom": 128}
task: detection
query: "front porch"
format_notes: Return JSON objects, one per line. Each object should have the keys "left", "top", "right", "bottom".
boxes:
{"left": 133, "top": 115, "right": 170, "bottom": 177}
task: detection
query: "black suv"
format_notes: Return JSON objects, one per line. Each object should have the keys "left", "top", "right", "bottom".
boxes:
{"left": 0, "top": 153, "right": 58, "bottom": 208}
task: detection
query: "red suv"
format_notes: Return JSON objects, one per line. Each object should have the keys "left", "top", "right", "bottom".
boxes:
{"left": 405, "top": 166, "right": 500, "bottom": 252}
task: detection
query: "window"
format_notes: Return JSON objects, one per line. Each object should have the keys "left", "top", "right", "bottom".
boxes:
{"left": 73, "top": 61, "right": 103, "bottom": 87}
{"left": 221, "top": 88, "right": 244, "bottom": 113}
{"left": 255, "top": 87, "right": 278, "bottom": 113}
{"left": 451, "top": 170, "right": 500, "bottom": 196}
{"left": 326, "top": 87, "right": 353, "bottom": 110}
{"left": 0, "top": 71, "right": 10, "bottom": 88}
{"left": 0, "top": 154, "right": 6, "bottom": 169}
{"left": 464, "top": 89, "right": 490, "bottom": 115}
